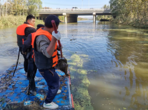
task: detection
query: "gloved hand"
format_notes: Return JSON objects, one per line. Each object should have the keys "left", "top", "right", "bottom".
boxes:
{"left": 52, "top": 31, "right": 61, "bottom": 40}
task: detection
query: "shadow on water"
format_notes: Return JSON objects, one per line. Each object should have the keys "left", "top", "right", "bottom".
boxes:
{"left": 1, "top": 20, "right": 148, "bottom": 110}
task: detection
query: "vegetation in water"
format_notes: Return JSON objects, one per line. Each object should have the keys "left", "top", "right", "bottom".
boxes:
{"left": 69, "top": 54, "right": 93, "bottom": 110}
{"left": 110, "top": 0, "right": 148, "bottom": 28}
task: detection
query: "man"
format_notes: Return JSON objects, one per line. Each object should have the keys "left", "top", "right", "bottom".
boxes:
{"left": 32, "top": 15, "right": 61, "bottom": 109}
{"left": 22, "top": 24, "right": 44, "bottom": 95}
{"left": 16, "top": 14, "right": 36, "bottom": 76}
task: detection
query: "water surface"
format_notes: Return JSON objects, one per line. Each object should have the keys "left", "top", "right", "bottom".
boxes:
{"left": 0, "top": 21, "right": 148, "bottom": 110}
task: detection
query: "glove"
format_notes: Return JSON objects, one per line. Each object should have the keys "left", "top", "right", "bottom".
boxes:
{"left": 52, "top": 31, "right": 61, "bottom": 40}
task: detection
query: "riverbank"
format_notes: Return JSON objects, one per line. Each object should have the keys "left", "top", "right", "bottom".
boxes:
{"left": 111, "top": 18, "right": 148, "bottom": 29}
{"left": 110, "top": 0, "right": 148, "bottom": 29}
{"left": 0, "top": 15, "right": 44, "bottom": 29}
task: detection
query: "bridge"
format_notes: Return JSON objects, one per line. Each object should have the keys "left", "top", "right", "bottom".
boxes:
{"left": 38, "top": 9, "right": 111, "bottom": 23}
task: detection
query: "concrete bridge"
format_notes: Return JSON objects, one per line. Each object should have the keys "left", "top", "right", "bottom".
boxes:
{"left": 38, "top": 9, "right": 111, "bottom": 23}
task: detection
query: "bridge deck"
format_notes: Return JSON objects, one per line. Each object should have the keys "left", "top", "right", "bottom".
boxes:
{"left": 39, "top": 9, "right": 111, "bottom": 15}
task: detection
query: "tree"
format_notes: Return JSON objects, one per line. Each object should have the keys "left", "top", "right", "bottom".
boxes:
{"left": 0, "top": 0, "right": 42, "bottom": 16}
{"left": 27, "top": 0, "right": 42, "bottom": 16}
{"left": 109, "top": 0, "right": 148, "bottom": 28}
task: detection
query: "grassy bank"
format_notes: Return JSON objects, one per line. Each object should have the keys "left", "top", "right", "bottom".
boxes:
{"left": 0, "top": 15, "right": 44, "bottom": 29}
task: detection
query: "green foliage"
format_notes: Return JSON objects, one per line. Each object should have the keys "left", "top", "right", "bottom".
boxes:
{"left": 97, "top": 5, "right": 112, "bottom": 20}
{"left": 58, "top": 16, "right": 64, "bottom": 22}
{"left": 110, "top": 0, "right": 148, "bottom": 28}
{"left": 0, "top": 0, "right": 42, "bottom": 16}
{"left": 27, "top": 0, "right": 42, "bottom": 16}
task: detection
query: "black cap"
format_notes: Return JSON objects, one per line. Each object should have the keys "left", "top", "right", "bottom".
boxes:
{"left": 45, "top": 15, "right": 60, "bottom": 28}
{"left": 37, "top": 24, "right": 44, "bottom": 30}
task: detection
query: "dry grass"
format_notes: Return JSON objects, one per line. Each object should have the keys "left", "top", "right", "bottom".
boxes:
{"left": 0, "top": 15, "right": 44, "bottom": 29}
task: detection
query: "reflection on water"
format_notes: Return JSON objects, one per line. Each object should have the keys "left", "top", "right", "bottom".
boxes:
{"left": 1, "top": 21, "right": 148, "bottom": 110}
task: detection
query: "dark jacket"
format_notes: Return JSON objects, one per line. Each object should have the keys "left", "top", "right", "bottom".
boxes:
{"left": 24, "top": 22, "right": 36, "bottom": 37}
{"left": 23, "top": 34, "right": 32, "bottom": 52}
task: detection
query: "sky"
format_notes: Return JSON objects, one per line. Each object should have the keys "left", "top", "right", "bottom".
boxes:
{"left": 42, "top": 0, "right": 110, "bottom": 9}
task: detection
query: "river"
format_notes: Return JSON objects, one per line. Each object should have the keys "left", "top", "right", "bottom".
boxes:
{"left": 0, "top": 20, "right": 148, "bottom": 110}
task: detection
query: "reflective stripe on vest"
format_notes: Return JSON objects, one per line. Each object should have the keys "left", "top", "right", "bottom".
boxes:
{"left": 32, "top": 28, "right": 58, "bottom": 67}
{"left": 16, "top": 24, "right": 34, "bottom": 47}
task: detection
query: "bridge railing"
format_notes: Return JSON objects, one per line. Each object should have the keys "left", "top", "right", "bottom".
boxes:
{"left": 39, "top": 9, "right": 110, "bottom": 12}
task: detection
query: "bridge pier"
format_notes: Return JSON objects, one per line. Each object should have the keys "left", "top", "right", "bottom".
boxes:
{"left": 63, "top": 13, "right": 78, "bottom": 23}
{"left": 93, "top": 12, "right": 96, "bottom": 23}
{"left": 64, "top": 16, "right": 67, "bottom": 24}
{"left": 67, "top": 14, "right": 78, "bottom": 23}
{"left": 63, "top": 13, "right": 67, "bottom": 24}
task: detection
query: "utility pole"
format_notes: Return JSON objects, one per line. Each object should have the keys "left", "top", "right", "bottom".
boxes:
{"left": 6, "top": 0, "right": 7, "bottom": 16}
{"left": 82, "top": 0, "right": 83, "bottom": 9}
{"left": 0, "top": 0, "right": 2, "bottom": 17}
{"left": 81, "top": 0, "right": 83, "bottom": 8}
{"left": 88, "top": 0, "right": 89, "bottom": 9}
{"left": 2, "top": 0, "right": 4, "bottom": 16}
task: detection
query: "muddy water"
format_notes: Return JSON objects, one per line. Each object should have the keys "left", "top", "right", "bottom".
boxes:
{"left": 1, "top": 21, "right": 148, "bottom": 110}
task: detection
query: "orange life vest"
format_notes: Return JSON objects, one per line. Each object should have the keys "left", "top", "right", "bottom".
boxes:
{"left": 30, "top": 32, "right": 36, "bottom": 60}
{"left": 32, "top": 28, "right": 58, "bottom": 68}
{"left": 16, "top": 23, "right": 34, "bottom": 47}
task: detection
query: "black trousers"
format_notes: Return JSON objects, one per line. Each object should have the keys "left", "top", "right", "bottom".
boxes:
{"left": 20, "top": 47, "right": 28, "bottom": 73}
{"left": 20, "top": 47, "right": 37, "bottom": 91}
{"left": 39, "top": 68, "right": 59, "bottom": 103}
{"left": 27, "top": 57, "right": 37, "bottom": 91}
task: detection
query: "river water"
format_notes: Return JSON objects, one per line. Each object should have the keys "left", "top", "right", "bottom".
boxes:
{"left": 0, "top": 20, "right": 148, "bottom": 110}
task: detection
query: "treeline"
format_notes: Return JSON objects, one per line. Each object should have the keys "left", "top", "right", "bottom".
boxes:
{"left": 97, "top": 5, "right": 112, "bottom": 21}
{"left": 0, "top": 0, "right": 42, "bottom": 17}
{"left": 110, "top": 0, "right": 148, "bottom": 28}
